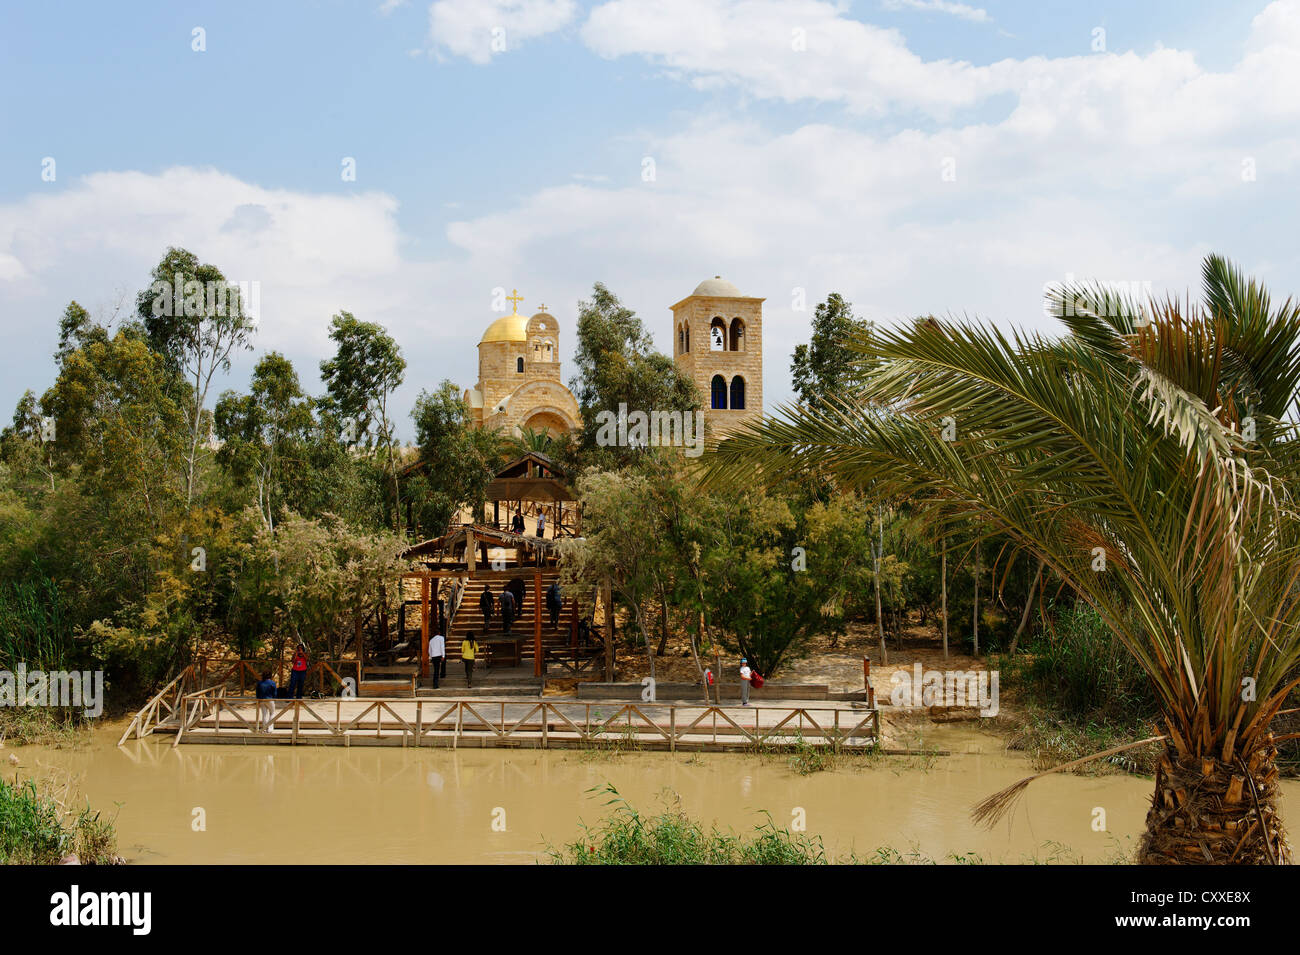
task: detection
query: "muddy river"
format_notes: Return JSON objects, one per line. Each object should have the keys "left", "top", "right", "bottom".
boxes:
{"left": 14, "top": 721, "right": 1297, "bottom": 863}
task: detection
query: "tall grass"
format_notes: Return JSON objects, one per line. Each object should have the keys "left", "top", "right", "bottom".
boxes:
{"left": 1000, "top": 604, "right": 1161, "bottom": 774}
{"left": 0, "top": 573, "right": 88, "bottom": 744}
{"left": 548, "top": 784, "right": 833, "bottom": 864}
{"left": 1015, "top": 604, "right": 1155, "bottom": 723}
{"left": 0, "top": 573, "right": 74, "bottom": 671}
{"left": 0, "top": 773, "right": 120, "bottom": 865}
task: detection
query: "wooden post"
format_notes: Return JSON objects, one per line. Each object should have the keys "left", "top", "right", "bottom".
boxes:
{"left": 714, "top": 647, "right": 722, "bottom": 705}
{"left": 420, "top": 575, "right": 430, "bottom": 680}
{"left": 863, "top": 657, "right": 874, "bottom": 708}
{"left": 602, "top": 578, "right": 615, "bottom": 682}
{"left": 533, "top": 568, "right": 543, "bottom": 678}
{"left": 466, "top": 529, "right": 476, "bottom": 573}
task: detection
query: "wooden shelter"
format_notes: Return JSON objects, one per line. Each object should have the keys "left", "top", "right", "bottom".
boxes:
{"left": 483, "top": 451, "right": 581, "bottom": 537}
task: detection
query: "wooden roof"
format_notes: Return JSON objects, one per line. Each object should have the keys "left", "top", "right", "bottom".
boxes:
{"left": 486, "top": 451, "right": 575, "bottom": 502}
{"left": 403, "top": 523, "right": 564, "bottom": 560}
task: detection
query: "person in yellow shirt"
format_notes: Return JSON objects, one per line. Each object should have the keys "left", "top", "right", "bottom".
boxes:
{"left": 460, "top": 632, "right": 479, "bottom": 688}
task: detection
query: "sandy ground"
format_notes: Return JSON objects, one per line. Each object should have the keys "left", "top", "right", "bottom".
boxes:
{"left": 614, "top": 617, "right": 989, "bottom": 694}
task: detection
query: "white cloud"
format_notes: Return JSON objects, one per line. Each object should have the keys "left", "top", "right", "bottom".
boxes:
{"left": 580, "top": 0, "right": 1023, "bottom": 116}
{"left": 581, "top": 0, "right": 1300, "bottom": 128}
{"left": 881, "top": 0, "right": 991, "bottom": 24}
{"left": 429, "top": 0, "right": 576, "bottom": 64}
{"left": 5, "top": 3, "right": 1300, "bottom": 426}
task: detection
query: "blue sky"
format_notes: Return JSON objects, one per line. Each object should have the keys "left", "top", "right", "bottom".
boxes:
{"left": 2, "top": 0, "right": 1296, "bottom": 438}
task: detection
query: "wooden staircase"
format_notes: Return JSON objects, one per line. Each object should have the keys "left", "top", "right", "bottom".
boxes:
{"left": 442, "top": 569, "right": 577, "bottom": 664}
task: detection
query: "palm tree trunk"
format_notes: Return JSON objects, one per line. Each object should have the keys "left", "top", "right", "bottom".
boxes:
{"left": 1139, "top": 738, "right": 1291, "bottom": 864}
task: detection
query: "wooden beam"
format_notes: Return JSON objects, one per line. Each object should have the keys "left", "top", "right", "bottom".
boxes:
{"left": 420, "top": 576, "right": 430, "bottom": 680}
{"left": 534, "top": 568, "right": 543, "bottom": 678}
{"left": 602, "top": 577, "right": 614, "bottom": 682}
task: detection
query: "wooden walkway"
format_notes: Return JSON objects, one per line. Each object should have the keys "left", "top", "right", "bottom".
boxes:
{"left": 137, "top": 689, "right": 879, "bottom": 752}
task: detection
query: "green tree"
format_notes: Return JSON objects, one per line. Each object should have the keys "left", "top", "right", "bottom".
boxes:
{"left": 790, "top": 293, "right": 875, "bottom": 409}
{"left": 569, "top": 283, "right": 700, "bottom": 464}
{"left": 214, "top": 352, "right": 315, "bottom": 531}
{"left": 135, "top": 247, "right": 256, "bottom": 508}
{"left": 407, "top": 381, "right": 501, "bottom": 537}
{"left": 319, "top": 311, "right": 406, "bottom": 531}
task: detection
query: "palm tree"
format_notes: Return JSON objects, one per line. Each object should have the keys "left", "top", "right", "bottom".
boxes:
{"left": 506, "top": 425, "right": 555, "bottom": 458}
{"left": 707, "top": 255, "right": 1300, "bottom": 863}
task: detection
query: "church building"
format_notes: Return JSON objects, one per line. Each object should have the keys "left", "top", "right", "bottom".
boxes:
{"left": 463, "top": 278, "right": 764, "bottom": 441}
{"left": 464, "top": 290, "right": 582, "bottom": 437}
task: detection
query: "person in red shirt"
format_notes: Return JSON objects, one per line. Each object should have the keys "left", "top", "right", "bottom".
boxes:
{"left": 289, "top": 643, "right": 309, "bottom": 699}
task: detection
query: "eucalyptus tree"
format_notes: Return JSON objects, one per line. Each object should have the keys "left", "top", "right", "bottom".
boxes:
{"left": 320, "top": 311, "right": 406, "bottom": 531}
{"left": 136, "top": 247, "right": 256, "bottom": 508}
{"left": 214, "top": 351, "right": 315, "bottom": 532}
{"left": 708, "top": 255, "right": 1300, "bottom": 864}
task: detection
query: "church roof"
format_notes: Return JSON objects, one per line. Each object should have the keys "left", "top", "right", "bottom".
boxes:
{"left": 480, "top": 311, "right": 530, "bottom": 344}
{"left": 691, "top": 275, "right": 743, "bottom": 297}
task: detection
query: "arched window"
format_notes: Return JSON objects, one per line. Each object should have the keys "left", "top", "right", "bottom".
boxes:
{"left": 729, "top": 318, "right": 745, "bottom": 351}
{"left": 516, "top": 356, "right": 524, "bottom": 373}
{"left": 730, "top": 376, "right": 745, "bottom": 410}
{"left": 685, "top": 325, "right": 690, "bottom": 352}
{"left": 711, "top": 375, "right": 728, "bottom": 409}
{"left": 678, "top": 326, "right": 685, "bottom": 353}
{"left": 544, "top": 339, "right": 553, "bottom": 360}
{"left": 710, "top": 317, "right": 726, "bottom": 351}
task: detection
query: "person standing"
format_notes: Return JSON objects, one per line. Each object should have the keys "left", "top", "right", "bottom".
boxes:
{"left": 546, "top": 581, "right": 563, "bottom": 628}
{"left": 536, "top": 510, "right": 546, "bottom": 538}
{"left": 461, "top": 633, "right": 479, "bottom": 688}
{"left": 500, "top": 588, "right": 516, "bottom": 635}
{"left": 512, "top": 510, "right": 525, "bottom": 535}
{"left": 429, "top": 630, "right": 446, "bottom": 689}
{"left": 739, "top": 658, "right": 753, "bottom": 706}
{"left": 256, "top": 670, "right": 277, "bottom": 732}
{"left": 289, "top": 642, "right": 309, "bottom": 699}
{"left": 480, "top": 584, "right": 495, "bottom": 630}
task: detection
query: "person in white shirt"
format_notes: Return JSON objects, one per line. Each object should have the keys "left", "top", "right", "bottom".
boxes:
{"left": 429, "top": 632, "right": 446, "bottom": 689}
{"left": 739, "top": 658, "right": 753, "bottom": 706}
{"left": 536, "top": 511, "right": 546, "bottom": 538}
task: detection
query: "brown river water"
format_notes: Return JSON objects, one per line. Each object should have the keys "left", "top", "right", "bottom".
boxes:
{"left": 13, "top": 720, "right": 1299, "bottom": 864}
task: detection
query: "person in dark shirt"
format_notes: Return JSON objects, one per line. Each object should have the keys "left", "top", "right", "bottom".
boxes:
{"left": 500, "top": 588, "right": 516, "bottom": 634}
{"left": 255, "top": 670, "right": 277, "bottom": 733}
{"left": 480, "top": 585, "right": 495, "bottom": 629}
{"left": 546, "top": 581, "right": 563, "bottom": 628}
{"left": 512, "top": 511, "right": 525, "bottom": 535}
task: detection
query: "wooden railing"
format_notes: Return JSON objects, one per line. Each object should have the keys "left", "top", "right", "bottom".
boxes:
{"left": 116, "top": 665, "right": 199, "bottom": 745}
{"left": 156, "top": 697, "right": 881, "bottom": 750}
{"left": 119, "top": 658, "right": 363, "bottom": 745}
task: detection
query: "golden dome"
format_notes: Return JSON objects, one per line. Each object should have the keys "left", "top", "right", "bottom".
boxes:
{"left": 480, "top": 311, "right": 530, "bottom": 344}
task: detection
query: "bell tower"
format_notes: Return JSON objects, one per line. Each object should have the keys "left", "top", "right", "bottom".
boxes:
{"left": 671, "top": 276, "right": 763, "bottom": 437}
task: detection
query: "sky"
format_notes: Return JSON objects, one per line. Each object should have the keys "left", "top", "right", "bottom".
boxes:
{"left": 2, "top": 0, "right": 1298, "bottom": 439}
